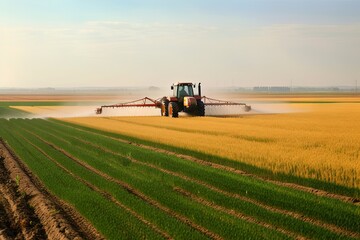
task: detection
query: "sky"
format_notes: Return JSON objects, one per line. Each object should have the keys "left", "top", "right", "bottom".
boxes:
{"left": 0, "top": 0, "right": 359, "bottom": 88}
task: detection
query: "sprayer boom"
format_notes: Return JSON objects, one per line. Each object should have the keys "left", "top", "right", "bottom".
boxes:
{"left": 95, "top": 82, "right": 251, "bottom": 116}
{"left": 202, "top": 96, "right": 251, "bottom": 111}
{"left": 96, "top": 97, "right": 162, "bottom": 114}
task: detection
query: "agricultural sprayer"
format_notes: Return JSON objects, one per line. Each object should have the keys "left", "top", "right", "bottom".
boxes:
{"left": 96, "top": 82, "right": 251, "bottom": 117}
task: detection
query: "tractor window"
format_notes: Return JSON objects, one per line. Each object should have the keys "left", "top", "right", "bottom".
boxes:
{"left": 178, "top": 85, "right": 194, "bottom": 98}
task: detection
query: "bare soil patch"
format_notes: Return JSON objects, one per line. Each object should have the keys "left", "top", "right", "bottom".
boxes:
{"left": 0, "top": 155, "right": 47, "bottom": 240}
{"left": 0, "top": 140, "right": 103, "bottom": 240}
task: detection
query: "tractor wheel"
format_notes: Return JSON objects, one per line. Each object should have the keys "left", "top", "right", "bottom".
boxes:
{"left": 197, "top": 101, "right": 205, "bottom": 116}
{"left": 162, "top": 100, "right": 169, "bottom": 116}
{"left": 245, "top": 105, "right": 251, "bottom": 112}
{"left": 168, "top": 102, "right": 179, "bottom": 118}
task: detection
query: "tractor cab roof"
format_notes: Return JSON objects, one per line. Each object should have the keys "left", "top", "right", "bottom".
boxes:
{"left": 173, "top": 82, "right": 194, "bottom": 86}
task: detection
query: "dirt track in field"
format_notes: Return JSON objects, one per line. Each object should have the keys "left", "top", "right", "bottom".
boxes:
{"left": 0, "top": 140, "right": 103, "bottom": 240}
{"left": 0, "top": 156, "right": 46, "bottom": 240}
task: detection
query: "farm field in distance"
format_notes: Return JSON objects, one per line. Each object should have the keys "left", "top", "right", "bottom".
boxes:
{"left": 0, "top": 94, "right": 359, "bottom": 239}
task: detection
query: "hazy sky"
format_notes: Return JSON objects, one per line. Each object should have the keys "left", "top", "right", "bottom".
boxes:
{"left": 0, "top": 0, "right": 359, "bottom": 88}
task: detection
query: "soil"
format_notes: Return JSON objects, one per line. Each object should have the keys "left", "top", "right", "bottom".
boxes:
{"left": 0, "top": 155, "right": 47, "bottom": 240}
{"left": 0, "top": 140, "right": 103, "bottom": 240}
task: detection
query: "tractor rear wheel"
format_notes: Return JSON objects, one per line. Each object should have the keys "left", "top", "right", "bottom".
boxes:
{"left": 162, "top": 100, "right": 169, "bottom": 116}
{"left": 245, "top": 105, "right": 251, "bottom": 112}
{"left": 168, "top": 102, "right": 179, "bottom": 118}
{"left": 197, "top": 101, "right": 205, "bottom": 116}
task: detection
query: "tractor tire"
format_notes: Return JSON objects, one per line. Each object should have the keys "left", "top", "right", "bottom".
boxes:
{"left": 162, "top": 100, "right": 169, "bottom": 116}
{"left": 168, "top": 102, "right": 179, "bottom": 118}
{"left": 197, "top": 101, "right": 205, "bottom": 116}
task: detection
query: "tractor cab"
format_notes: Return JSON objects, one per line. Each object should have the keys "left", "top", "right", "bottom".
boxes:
{"left": 164, "top": 82, "right": 204, "bottom": 117}
{"left": 171, "top": 82, "right": 195, "bottom": 100}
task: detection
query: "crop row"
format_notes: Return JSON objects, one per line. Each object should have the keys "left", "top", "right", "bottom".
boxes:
{"left": 0, "top": 118, "right": 359, "bottom": 239}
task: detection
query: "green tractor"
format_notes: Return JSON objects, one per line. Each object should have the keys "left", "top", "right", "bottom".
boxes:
{"left": 161, "top": 82, "right": 205, "bottom": 118}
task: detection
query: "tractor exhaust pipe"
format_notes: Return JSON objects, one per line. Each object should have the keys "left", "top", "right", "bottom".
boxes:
{"left": 198, "top": 83, "right": 202, "bottom": 97}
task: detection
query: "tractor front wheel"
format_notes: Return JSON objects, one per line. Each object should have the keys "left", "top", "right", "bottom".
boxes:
{"left": 168, "top": 102, "right": 179, "bottom": 118}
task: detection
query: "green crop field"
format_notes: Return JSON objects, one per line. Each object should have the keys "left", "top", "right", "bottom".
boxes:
{"left": 0, "top": 106, "right": 32, "bottom": 118}
{"left": 0, "top": 118, "right": 359, "bottom": 239}
{"left": 0, "top": 101, "right": 69, "bottom": 118}
{"left": 0, "top": 101, "right": 106, "bottom": 107}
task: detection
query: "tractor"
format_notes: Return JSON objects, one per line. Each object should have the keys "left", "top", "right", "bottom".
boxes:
{"left": 161, "top": 82, "right": 204, "bottom": 118}
{"left": 95, "top": 82, "right": 251, "bottom": 117}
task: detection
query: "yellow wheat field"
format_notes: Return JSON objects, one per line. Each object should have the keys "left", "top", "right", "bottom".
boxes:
{"left": 63, "top": 103, "right": 360, "bottom": 189}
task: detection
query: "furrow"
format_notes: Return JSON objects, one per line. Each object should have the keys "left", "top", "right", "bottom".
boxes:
{"left": 24, "top": 129, "right": 224, "bottom": 240}
{"left": 0, "top": 139, "right": 98, "bottom": 240}
{"left": 0, "top": 157, "right": 30, "bottom": 240}
{"left": 0, "top": 230, "right": 11, "bottom": 240}
{"left": 0, "top": 184, "right": 32, "bottom": 240}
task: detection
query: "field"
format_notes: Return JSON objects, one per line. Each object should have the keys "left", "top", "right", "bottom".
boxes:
{"left": 0, "top": 94, "right": 359, "bottom": 239}
{"left": 61, "top": 103, "right": 360, "bottom": 192}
